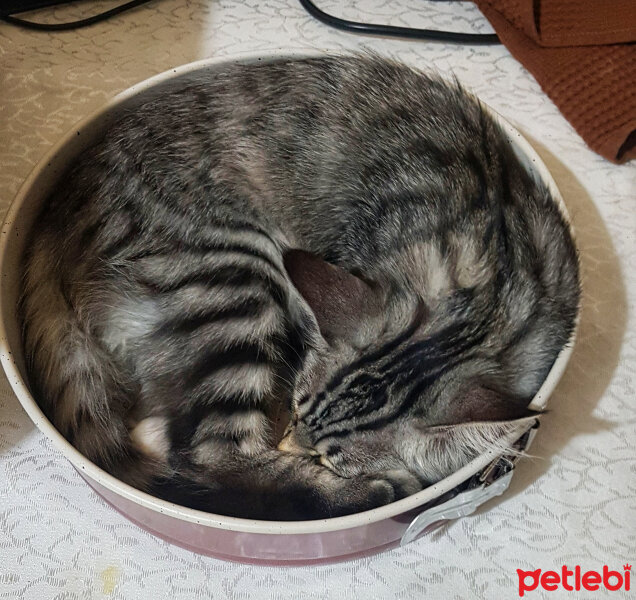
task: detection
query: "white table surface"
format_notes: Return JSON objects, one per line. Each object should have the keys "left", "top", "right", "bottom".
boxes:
{"left": 1, "top": 1, "right": 635, "bottom": 598}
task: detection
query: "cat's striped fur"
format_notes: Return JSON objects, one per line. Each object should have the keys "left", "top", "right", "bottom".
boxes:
{"left": 21, "top": 55, "right": 579, "bottom": 520}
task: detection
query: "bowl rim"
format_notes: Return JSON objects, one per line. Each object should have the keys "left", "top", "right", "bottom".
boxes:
{"left": 0, "top": 50, "right": 579, "bottom": 536}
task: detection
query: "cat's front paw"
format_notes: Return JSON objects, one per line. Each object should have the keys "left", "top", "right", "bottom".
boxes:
{"left": 354, "top": 469, "right": 422, "bottom": 512}
{"left": 371, "top": 469, "right": 423, "bottom": 502}
{"left": 325, "top": 468, "right": 422, "bottom": 517}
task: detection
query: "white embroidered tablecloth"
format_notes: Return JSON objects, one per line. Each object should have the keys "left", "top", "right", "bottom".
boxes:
{"left": 1, "top": 2, "right": 634, "bottom": 598}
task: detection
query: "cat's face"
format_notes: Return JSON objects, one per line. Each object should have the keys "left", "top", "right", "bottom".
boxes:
{"left": 283, "top": 395, "right": 538, "bottom": 487}
{"left": 281, "top": 341, "right": 538, "bottom": 483}
{"left": 280, "top": 250, "right": 540, "bottom": 484}
{"left": 281, "top": 353, "right": 539, "bottom": 484}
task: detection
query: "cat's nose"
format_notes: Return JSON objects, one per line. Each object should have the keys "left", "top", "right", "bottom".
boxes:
{"left": 277, "top": 432, "right": 319, "bottom": 457}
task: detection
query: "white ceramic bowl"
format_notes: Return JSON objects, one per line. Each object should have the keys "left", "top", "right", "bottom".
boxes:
{"left": 0, "top": 52, "right": 578, "bottom": 565}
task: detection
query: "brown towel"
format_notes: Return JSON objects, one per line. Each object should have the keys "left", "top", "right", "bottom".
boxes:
{"left": 474, "top": 0, "right": 636, "bottom": 163}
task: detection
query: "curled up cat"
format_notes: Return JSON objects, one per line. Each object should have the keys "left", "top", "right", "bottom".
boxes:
{"left": 20, "top": 55, "right": 580, "bottom": 520}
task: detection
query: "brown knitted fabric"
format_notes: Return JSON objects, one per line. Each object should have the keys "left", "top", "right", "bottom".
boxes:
{"left": 475, "top": 0, "right": 636, "bottom": 163}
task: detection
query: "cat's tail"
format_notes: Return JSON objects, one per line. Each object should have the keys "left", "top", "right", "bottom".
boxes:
{"left": 20, "top": 230, "right": 148, "bottom": 482}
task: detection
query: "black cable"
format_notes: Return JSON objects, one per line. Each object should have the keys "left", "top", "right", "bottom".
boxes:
{"left": 298, "top": 0, "right": 500, "bottom": 45}
{"left": 1, "top": 0, "right": 154, "bottom": 31}
{"left": 1, "top": 0, "right": 500, "bottom": 43}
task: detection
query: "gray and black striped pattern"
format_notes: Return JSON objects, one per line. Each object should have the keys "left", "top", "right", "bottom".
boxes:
{"left": 20, "top": 55, "right": 579, "bottom": 520}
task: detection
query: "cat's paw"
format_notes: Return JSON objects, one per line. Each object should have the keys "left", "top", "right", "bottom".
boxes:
{"left": 370, "top": 469, "right": 422, "bottom": 502}
{"left": 359, "top": 469, "right": 422, "bottom": 509}
{"left": 326, "top": 468, "right": 422, "bottom": 517}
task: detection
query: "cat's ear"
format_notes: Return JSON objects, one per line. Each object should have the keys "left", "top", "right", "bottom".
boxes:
{"left": 413, "top": 413, "right": 540, "bottom": 483}
{"left": 433, "top": 383, "right": 540, "bottom": 426}
{"left": 411, "top": 384, "right": 541, "bottom": 481}
{"left": 283, "top": 249, "right": 383, "bottom": 344}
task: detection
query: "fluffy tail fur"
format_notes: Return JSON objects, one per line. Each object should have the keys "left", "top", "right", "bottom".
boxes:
{"left": 20, "top": 231, "right": 145, "bottom": 482}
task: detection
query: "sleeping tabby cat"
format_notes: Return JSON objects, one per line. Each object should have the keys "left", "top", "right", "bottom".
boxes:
{"left": 21, "top": 55, "right": 579, "bottom": 520}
